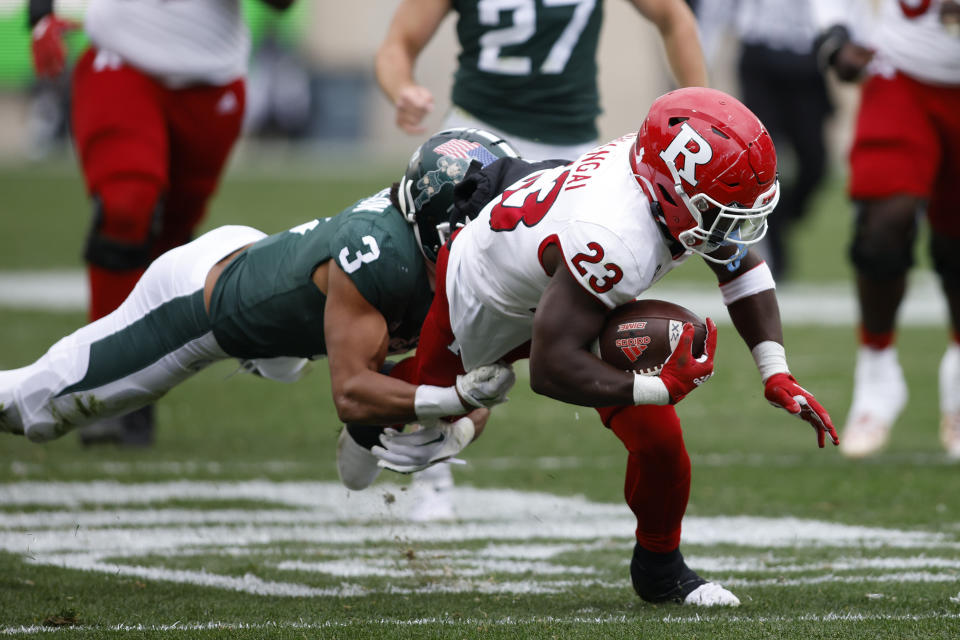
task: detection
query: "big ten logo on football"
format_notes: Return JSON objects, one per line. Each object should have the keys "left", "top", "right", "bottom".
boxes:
{"left": 659, "top": 122, "right": 713, "bottom": 187}
{"left": 616, "top": 321, "right": 650, "bottom": 362}
{"left": 338, "top": 235, "right": 381, "bottom": 274}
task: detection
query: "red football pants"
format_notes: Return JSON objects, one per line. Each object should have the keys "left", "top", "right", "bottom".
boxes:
{"left": 71, "top": 47, "right": 245, "bottom": 320}
{"left": 850, "top": 72, "right": 960, "bottom": 235}
{"left": 391, "top": 242, "right": 689, "bottom": 552}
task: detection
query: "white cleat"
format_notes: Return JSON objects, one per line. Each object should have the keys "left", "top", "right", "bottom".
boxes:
{"left": 939, "top": 344, "right": 960, "bottom": 460}
{"left": 840, "top": 346, "right": 907, "bottom": 459}
{"left": 407, "top": 463, "right": 456, "bottom": 522}
{"left": 683, "top": 582, "right": 741, "bottom": 607}
{"left": 336, "top": 426, "right": 382, "bottom": 491}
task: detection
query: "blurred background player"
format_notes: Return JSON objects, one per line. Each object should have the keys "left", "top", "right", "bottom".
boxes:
{"left": 695, "top": 0, "right": 832, "bottom": 281}
{"left": 27, "top": 0, "right": 297, "bottom": 447}
{"left": 374, "top": 0, "right": 708, "bottom": 520}
{"left": 811, "top": 0, "right": 960, "bottom": 458}
{"left": 375, "top": 0, "right": 707, "bottom": 161}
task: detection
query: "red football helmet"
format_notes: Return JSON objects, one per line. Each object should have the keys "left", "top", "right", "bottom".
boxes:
{"left": 631, "top": 87, "right": 779, "bottom": 263}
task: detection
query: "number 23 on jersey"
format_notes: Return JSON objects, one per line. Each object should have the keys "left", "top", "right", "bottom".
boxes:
{"left": 488, "top": 166, "right": 623, "bottom": 295}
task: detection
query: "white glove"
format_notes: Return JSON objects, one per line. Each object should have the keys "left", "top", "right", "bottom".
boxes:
{"left": 455, "top": 363, "right": 515, "bottom": 409}
{"left": 371, "top": 416, "right": 476, "bottom": 473}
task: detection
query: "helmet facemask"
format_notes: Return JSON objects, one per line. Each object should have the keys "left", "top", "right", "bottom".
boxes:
{"left": 667, "top": 161, "right": 780, "bottom": 263}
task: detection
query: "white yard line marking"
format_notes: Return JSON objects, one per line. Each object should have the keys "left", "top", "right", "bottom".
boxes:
{"left": 6, "top": 451, "right": 959, "bottom": 481}
{"left": 0, "top": 270, "right": 948, "bottom": 325}
{"left": 1, "top": 481, "right": 957, "bottom": 598}
{"left": 5, "top": 612, "right": 960, "bottom": 635}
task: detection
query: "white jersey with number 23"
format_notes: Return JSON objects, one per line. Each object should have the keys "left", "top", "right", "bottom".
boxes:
{"left": 446, "top": 133, "right": 689, "bottom": 370}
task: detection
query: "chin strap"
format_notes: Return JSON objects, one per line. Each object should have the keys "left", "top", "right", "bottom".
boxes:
{"left": 649, "top": 201, "right": 687, "bottom": 259}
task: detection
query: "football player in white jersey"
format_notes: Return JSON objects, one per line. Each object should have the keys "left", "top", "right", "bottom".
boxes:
{"left": 811, "top": 0, "right": 960, "bottom": 458}
{"left": 27, "top": 0, "right": 295, "bottom": 445}
{"left": 339, "top": 87, "right": 838, "bottom": 607}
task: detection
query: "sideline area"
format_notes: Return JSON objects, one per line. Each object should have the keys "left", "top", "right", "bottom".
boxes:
{"left": 0, "top": 269, "right": 948, "bottom": 326}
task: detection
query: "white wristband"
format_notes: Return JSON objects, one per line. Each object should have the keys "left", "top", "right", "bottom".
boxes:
{"left": 633, "top": 374, "right": 670, "bottom": 405}
{"left": 414, "top": 384, "right": 465, "bottom": 421}
{"left": 751, "top": 340, "right": 790, "bottom": 383}
{"left": 720, "top": 261, "right": 776, "bottom": 306}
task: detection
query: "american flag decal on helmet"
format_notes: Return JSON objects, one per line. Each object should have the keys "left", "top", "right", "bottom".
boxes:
{"left": 433, "top": 140, "right": 498, "bottom": 167}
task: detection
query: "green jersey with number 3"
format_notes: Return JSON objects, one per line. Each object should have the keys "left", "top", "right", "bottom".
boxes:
{"left": 452, "top": 0, "right": 604, "bottom": 145}
{"left": 208, "top": 189, "right": 433, "bottom": 360}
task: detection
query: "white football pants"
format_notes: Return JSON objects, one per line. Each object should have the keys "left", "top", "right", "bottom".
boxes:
{"left": 0, "top": 225, "right": 277, "bottom": 442}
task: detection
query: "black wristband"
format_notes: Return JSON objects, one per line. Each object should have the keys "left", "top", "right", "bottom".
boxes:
{"left": 28, "top": 0, "right": 55, "bottom": 29}
{"left": 812, "top": 24, "right": 851, "bottom": 73}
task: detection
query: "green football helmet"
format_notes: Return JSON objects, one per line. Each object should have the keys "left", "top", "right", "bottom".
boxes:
{"left": 397, "top": 127, "right": 520, "bottom": 262}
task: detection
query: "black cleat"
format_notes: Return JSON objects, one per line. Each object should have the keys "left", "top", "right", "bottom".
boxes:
{"left": 630, "top": 542, "right": 740, "bottom": 606}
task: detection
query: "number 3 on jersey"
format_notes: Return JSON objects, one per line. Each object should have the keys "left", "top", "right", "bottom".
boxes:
{"left": 338, "top": 235, "right": 380, "bottom": 273}
{"left": 571, "top": 241, "right": 623, "bottom": 294}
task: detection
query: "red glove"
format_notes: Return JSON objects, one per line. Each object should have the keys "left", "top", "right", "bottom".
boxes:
{"left": 31, "top": 14, "right": 79, "bottom": 78}
{"left": 764, "top": 372, "right": 839, "bottom": 448}
{"left": 659, "top": 318, "right": 717, "bottom": 404}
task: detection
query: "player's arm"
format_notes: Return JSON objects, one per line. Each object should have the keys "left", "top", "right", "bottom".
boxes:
{"left": 629, "top": 0, "right": 708, "bottom": 87}
{"left": 809, "top": 0, "right": 875, "bottom": 82}
{"left": 374, "top": 0, "right": 451, "bottom": 134}
{"left": 28, "top": 0, "right": 79, "bottom": 78}
{"left": 324, "top": 259, "right": 415, "bottom": 424}
{"left": 324, "top": 260, "right": 511, "bottom": 425}
{"left": 256, "top": 0, "right": 297, "bottom": 10}
{"left": 529, "top": 246, "right": 714, "bottom": 406}
{"left": 705, "top": 249, "right": 839, "bottom": 447}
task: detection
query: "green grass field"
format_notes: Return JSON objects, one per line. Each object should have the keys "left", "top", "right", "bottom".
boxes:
{"left": 0, "top": 159, "right": 958, "bottom": 639}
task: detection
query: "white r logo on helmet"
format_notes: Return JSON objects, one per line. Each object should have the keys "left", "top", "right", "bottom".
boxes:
{"left": 659, "top": 122, "right": 713, "bottom": 187}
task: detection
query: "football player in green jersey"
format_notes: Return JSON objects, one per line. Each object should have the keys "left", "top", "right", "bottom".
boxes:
{"left": 375, "top": 0, "right": 707, "bottom": 160}
{"left": 0, "top": 129, "right": 519, "bottom": 447}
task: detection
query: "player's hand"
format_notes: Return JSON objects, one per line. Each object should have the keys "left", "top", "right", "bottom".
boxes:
{"left": 394, "top": 84, "right": 434, "bottom": 134}
{"left": 832, "top": 42, "right": 875, "bottom": 82}
{"left": 659, "top": 318, "right": 717, "bottom": 404}
{"left": 31, "top": 14, "right": 79, "bottom": 78}
{"left": 456, "top": 362, "right": 516, "bottom": 409}
{"left": 764, "top": 372, "right": 839, "bottom": 448}
{"left": 372, "top": 415, "right": 476, "bottom": 473}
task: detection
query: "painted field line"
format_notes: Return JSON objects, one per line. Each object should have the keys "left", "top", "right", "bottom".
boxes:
{"left": 4, "top": 451, "right": 959, "bottom": 481}
{"left": 0, "top": 269, "right": 948, "bottom": 326}
{"left": 2, "top": 481, "right": 958, "bottom": 599}
{"left": 692, "top": 554, "right": 960, "bottom": 572}
{"left": 5, "top": 611, "right": 960, "bottom": 635}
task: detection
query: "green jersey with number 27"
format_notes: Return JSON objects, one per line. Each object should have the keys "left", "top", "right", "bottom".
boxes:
{"left": 208, "top": 189, "right": 433, "bottom": 360}
{"left": 452, "top": 0, "right": 604, "bottom": 145}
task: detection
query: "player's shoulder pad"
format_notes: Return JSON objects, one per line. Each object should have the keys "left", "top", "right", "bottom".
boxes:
{"left": 452, "top": 158, "right": 569, "bottom": 226}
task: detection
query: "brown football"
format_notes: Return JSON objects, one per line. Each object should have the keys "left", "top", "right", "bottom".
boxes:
{"left": 595, "top": 299, "right": 707, "bottom": 375}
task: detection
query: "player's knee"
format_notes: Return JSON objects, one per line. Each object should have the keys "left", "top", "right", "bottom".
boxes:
{"left": 848, "top": 198, "right": 920, "bottom": 280}
{"left": 85, "top": 177, "right": 165, "bottom": 271}
{"left": 931, "top": 232, "right": 960, "bottom": 290}
{"left": 608, "top": 405, "right": 683, "bottom": 454}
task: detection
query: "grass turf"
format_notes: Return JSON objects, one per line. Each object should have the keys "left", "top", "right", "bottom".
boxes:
{"left": 0, "top": 162, "right": 957, "bottom": 639}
